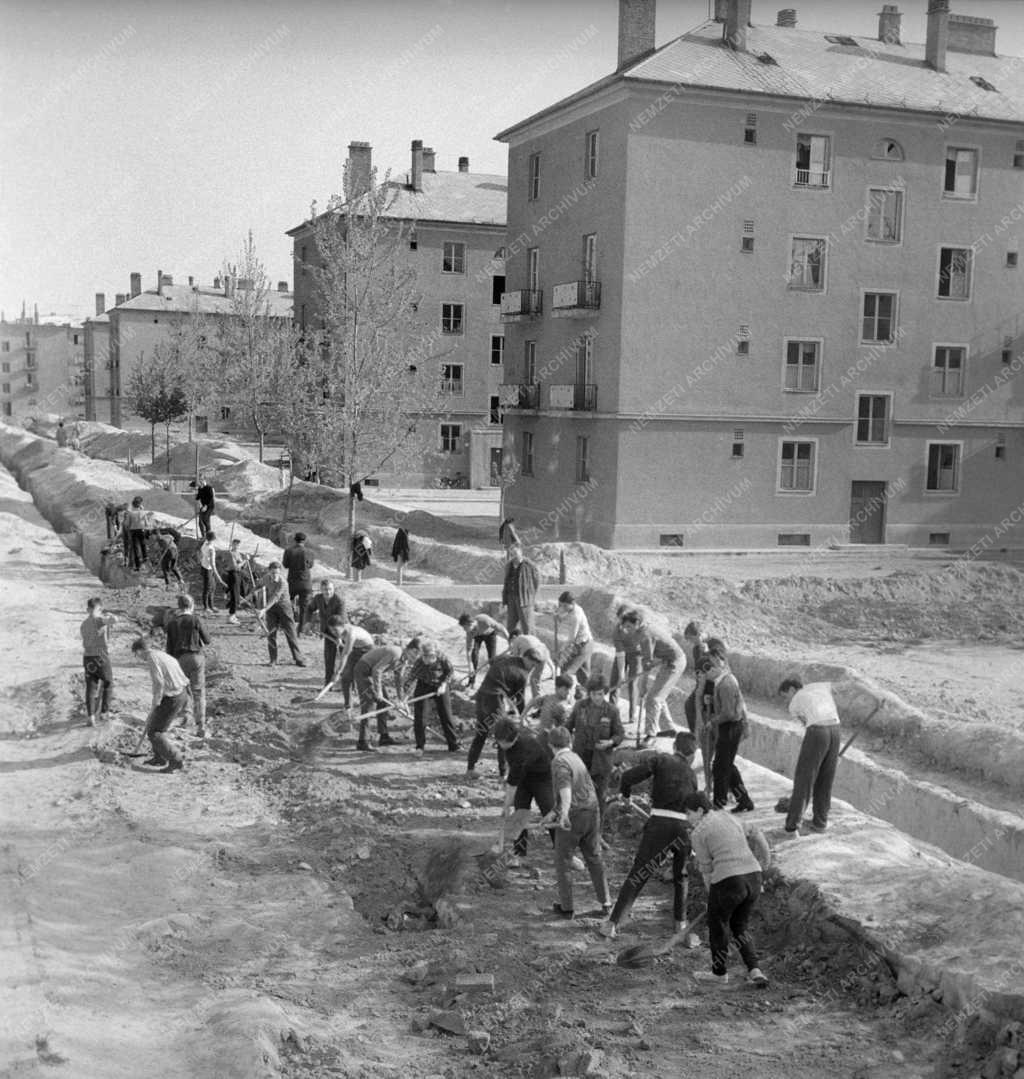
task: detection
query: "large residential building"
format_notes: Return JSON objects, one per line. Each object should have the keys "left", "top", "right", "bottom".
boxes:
{"left": 495, "top": 0, "right": 1024, "bottom": 549}
{"left": 288, "top": 141, "right": 508, "bottom": 487}
{"left": 84, "top": 271, "right": 292, "bottom": 428}
{"left": 1, "top": 305, "right": 84, "bottom": 421}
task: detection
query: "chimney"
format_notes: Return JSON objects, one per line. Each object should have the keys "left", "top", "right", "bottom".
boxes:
{"left": 776, "top": 9, "right": 797, "bottom": 27}
{"left": 188, "top": 275, "right": 194, "bottom": 287}
{"left": 156, "top": 268, "right": 163, "bottom": 296}
{"left": 213, "top": 275, "right": 221, "bottom": 289}
{"left": 422, "top": 147, "right": 436, "bottom": 172}
{"left": 410, "top": 139, "right": 424, "bottom": 192}
{"left": 724, "top": 0, "right": 752, "bottom": 51}
{"left": 95, "top": 293, "right": 106, "bottom": 316}
{"left": 224, "top": 274, "right": 235, "bottom": 299}
{"left": 878, "top": 4, "right": 902, "bottom": 44}
{"left": 617, "top": 0, "right": 656, "bottom": 69}
{"left": 130, "top": 272, "right": 141, "bottom": 297}
{"left": 347, "top": 140, "right": 372, "bottom": 197}
{"left": 714, "top": 0, "right": 728, "bottom": 19}
{"left": 115, "top": 293, "right": 127, "bottom": 306}
{"left": 925, "top": 0, "right": 949, "bottom": 72}
{"left": 277, "top": 281, "right": 288, "bottom": 293}
{"left": 458, "top": 156, "right": 470, "bottom": 173}
{"left": 947, "top": 13, "right": 996, "bottom": 56}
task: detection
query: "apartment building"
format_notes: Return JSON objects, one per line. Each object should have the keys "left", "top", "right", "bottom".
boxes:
{"left": 496, "top": 0, "right": 1024, "bottom": 549}
{"left": 84, "top": 271, "right": 292, "bottom": 428}
{"left": 1, "top": 305, "right": 84, "bottom": 422}
{"left": 288, "top": 141, "right": 508, "bottom": 487}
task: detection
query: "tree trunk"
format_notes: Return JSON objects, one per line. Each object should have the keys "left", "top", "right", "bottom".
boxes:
{"left": 165, "top": 424, "right": 171, "bottom": 470}
{"left": 150, "top": 423, "right": 156, "bottom": 464}
{"left": 188, "top": 412, "right": 193, "bottom": 442}
{"left": 257, "top": 427, "right": 265, "bottom": 464}
{"left": 281, "top": 467, "right": 295, "bottom": 527}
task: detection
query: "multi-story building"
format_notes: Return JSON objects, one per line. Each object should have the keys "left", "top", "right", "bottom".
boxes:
{"left": 84, "top": 271, "right": 293, "bottom": 428}
{"left": 287, "top": 141, "right": 508, "bottom": 487}
{"left": 1, "top": 304, "right": 84, "bottom": 421}
{"left": 496, "top": 0, "right": 1024, "bottom": 548}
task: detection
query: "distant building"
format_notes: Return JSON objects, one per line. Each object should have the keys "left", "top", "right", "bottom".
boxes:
{"left": 1, "top": 303, "right": 84, "bottom": 421}
{"left": 287, "top": 141, "right": 508, "bottom": 488}
{"left": 495, "top": 0, "right": 1024, "bottom": 549}
{"left": 84, "top": 271, "right": 292, "bottom": 428}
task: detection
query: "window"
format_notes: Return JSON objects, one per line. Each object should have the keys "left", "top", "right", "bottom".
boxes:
{"left": 932, "top": 346, "right": 965, "bottom": 396}
{"left": 1, "top": 362, "right": 7, "bottom": 373}
{"left": 1015, "top": 141, "right": 1024, "bottom": 169}
{"left": 575, "top": 436, "right": 589, "bottom": 482}
{"left": 944, "top": 147, "right": 978, "bottom": 198}
{"left": 441, "top": 303, "right": 464, "bottom": 334}
{"left": 524, "top": 340, "right": 537, "bottom": 384}
{"left": 1, "top": 382, "right": 9, "bottom": 393}
{"left": 490, "top": 334, "right": 505, "bottom": 365}
{"left": 442, "top": 241, "right": 466, "bottom": 274}
{"left": 825, "top": 34, "right": 859, "bottom": 46}
{"left": 73, "top": 333, "right": 80, "bottom": 345}
{"left": 995, "top": 434, "right": 1006, "bottom": 460}
{"left": 732, "top": 428, "right": 745, "bottom": 458}
{"left": 220, "top": 406, "right": 231, "bottom": 421}
{"left": 862, "top": 292, "right": 897, "bottom": 343}
{"left": 789, "top": 237, "right": 827, "bottom": 290}
{"left": 855, "top": 394, "right": 890, "bottom": 444}
{"left": 741, "top": 220, "right": 755, "bottom": 252}
{"left": 25, "top": 373, "right": 35, "bottom": 389}
{"left": 585, "top": 130, "right": 599, "bottom": 179}
{"left": 866, "top": 188, "right": 903, "bottom": 242}
{"left": 778, "top": 533, "right": 811, "bottom": 546}
{"left": 1007, "top": 252, "right": 1019, "bottom": 268}
{"left": 489, "top": 395, "right": 501, "bottom": 424}
{"left": 779, "top": 440, "right": 816, "bottom": 492}
{"left": 660, "top": 534, "right": 685, "bottom": 547}
{"left": 527, "top": 248, "right": 540, "bottom": 291}
{"left": 1, "top": 402, "right": 10, "bottom": 417}
{"left": 409, "top": 232, "right": 418, "bottom": 251}
{"left": 744, "top": 112, "right": 757, "bottom": 143}
{"left": 926, "top": 443, "right": 960, "bottom": 492}
{"left": 785, "top": 340, "right": 821, "bottom": 392}
{"left": 582, "top": 234, "right": 597, "bottom": 282}
{"left": 737, "top": 326, "right": 750, "bottom": 355}
{"left": 938, "top": 246, "right": 973, "bottom": 299}
{"left": 794, "top": 134, "right": 830, "bottom": 187}
{"left": 871, "top": 138, "right": 904, "bottom": 161}
{"left": 929, "top": 532, "right": 951, "bottom": 545}
{"left": 1003, "top": 336, "right": 1015, "bottom": 364}
{"left": 528, "top": 152, "right": 540, "bottom": 200}
{"left": 522, "top": 431, "right": 534, "bottom": 475}
{"left": 0, "top": 342, "right": 8, "bottom": 352}
{"left": 440, "top": 423, "right": 461, "bottom": 453}
{"left": 441, "top": 363, "right": 464, "bottom": 395}
{"left": 491, "top": 275, "right": 505, "bottom": 304}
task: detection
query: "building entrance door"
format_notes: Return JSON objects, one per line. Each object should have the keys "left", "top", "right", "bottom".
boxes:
{"left": 489, "top": 447, "right": 503, "bottom": 487}
{"left": 849, "top": 481, "right": 887, "bottom": 543}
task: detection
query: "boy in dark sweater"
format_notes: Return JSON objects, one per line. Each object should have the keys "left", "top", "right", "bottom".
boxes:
{"left": 493, "top": 716, "right": 555, "bottom": 861}
{"left": 565, "top": 674, "right": 625, "bottom": 820}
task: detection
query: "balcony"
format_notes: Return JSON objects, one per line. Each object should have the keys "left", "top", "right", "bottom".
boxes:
{"left": 551, "top": 280, "right": 601, "bottom": 317}
{"left": 499, "top": 383, "right": 540, "bottom": 410}
{"left": 549, "top": 383, "right": 597, "bottom": 411}
{"left": 793, "top": 168, "right": 831, "bottom": 188}
{"left": 499, "top": 289, "right": 543, "bottom": 322}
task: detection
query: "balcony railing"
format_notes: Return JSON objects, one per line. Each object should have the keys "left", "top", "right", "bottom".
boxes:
{"left": 499, "top": 383, "right": 540, "bottom": 409}
{"left": 552, "top": 280, "right": 601, "bottom": 313}
{"left": 549, "top": 383, "right": 597, "bottom": 411}
{"left": 794, "top": 168, "right": 831, "bottom": 188}
{"left": 499, "top": 289, "right": 543, "bottom": 319}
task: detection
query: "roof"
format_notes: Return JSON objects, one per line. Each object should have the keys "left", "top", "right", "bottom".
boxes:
{"left": 287, "top": 168, "right": 507, "bottom": 236}
{"left": 109, "top": 283, "right": 293, "bottom": 318}
{"left": 497, "top": 17, "right": 1024, "bottom": 138}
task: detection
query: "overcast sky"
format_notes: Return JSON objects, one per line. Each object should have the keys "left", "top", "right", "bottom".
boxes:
{"left": 2, "top": 0, "right": 1022, "bottom": 324}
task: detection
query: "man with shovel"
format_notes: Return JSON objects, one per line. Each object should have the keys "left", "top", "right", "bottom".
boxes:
{"left": 465, "top": 649, "right": 544, "bottom": 779}
{"left": 352, "top": 639, "right": 421, "bottom": 751}
{"left": 130, "top": 637, "right": 189, "bottom": 773}
{"left": 492, "top": 716, "right": 554, "bottom": 863}
{"left": 777, "top": 678, "right": 842, "bottom": 837}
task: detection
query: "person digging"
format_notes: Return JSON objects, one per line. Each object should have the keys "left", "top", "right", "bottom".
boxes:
{"left": 492, "top": 716, "right": 556, "bottom": 866}
{"left": 776, "top": 677, "right": 842, "bottom": 837}
{"left": 352, "top": 639, "right": 420, "bottom": 751}
{"left": 465, "top": 648, "right": 544, "bottom": 779}
{"left": 130, "top": 636, "right": 189, "bottom": 774}
{"left": 599, "top": 730, "right": 702, "bottom": 943}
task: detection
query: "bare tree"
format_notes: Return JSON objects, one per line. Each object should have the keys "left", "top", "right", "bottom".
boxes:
{"left": 127, "top": 345, "right": 188, "bottom": 466}
{"left": 308, "top": 162, "right": 447, "bottom": 549}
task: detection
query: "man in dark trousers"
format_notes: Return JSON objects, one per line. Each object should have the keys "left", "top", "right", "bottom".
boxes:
{"left": 164, "top": 594, "right": 211, "bottom": 738}
{"left": 283, "top": 532, "right": 315, "bottom": 634}
{"left": 565, "top": 674, "right": 625, "bottom": 822}
{"left": 405, "top": 638, "right": 460, "bottom": 752}
{"left": 195, "top": 474, "right": 215, "bottom": 537}
{"left": 258, "top": 562, "right": 306, "bottom": 668}
{"left": 458, "top": 611, "right": 509, "bottom": 686}
{"left": 326, "top": 617, "right": 374, "bottom": 705}
{"left": 493, "top": 716, "right": 554, "bottom": 861}
{"left": 501, "top": 544, "right": 539, "bottom": 635}
{"left": 610, "top": 604, "right": 643, "bottom": 728}
{"left": 778, "top": 677, "right": 842, "bottom": 836}
{"left": 466, "top": 649, "right": 543, "bottom": 779}
{"left": 131, "top": 637, "right": 189, "bottom": 773}
{"left": 306, "top": 579, "right": 346, "bottom": 678}
{"left": 352, "top": 639, "right": 420, "bottom": 750}
{"left": 81, "top": 597, "right": 116, "bottom": 726}
{"left": 599, "top": 731, "right": 700, "bottom": 940}
{"left": 706, "top": 652, "right": 754, "bottom": 813}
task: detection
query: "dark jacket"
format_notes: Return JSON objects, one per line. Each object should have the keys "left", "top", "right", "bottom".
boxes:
{"left": 505, "top": 728, "right": 552, "bottom": 786}
{"left": 392, "top": 528, "right": 410, "bottom": 563}
{"left": 479, "top": 654, "right": 530, "bottom": 700}
{"left": 165, "top": 612, "right": 211, "bottom": 658}
{"left": 566, "top": 699, "right": 625, "bottom": 776}
{"left": 307, "top": 593, "right": 345, "bottom": 634}
{"left": 407, "top": 653, "right": 453, "bottom": 689}
{"left": 352, "top": 531, "right": 372, "bottom": 570}
{"left": 620, "top": 753, "right": 698, "bottom": 812}
{"left": 282, "top": 543, "right": 314, "bottom": 588}
{"left": 502, "top": 558, "right": 539, "bottom": 609}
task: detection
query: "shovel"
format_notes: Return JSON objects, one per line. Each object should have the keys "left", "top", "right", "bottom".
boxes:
{"left": 615, "top": 912, "right": 707, "bottom": 968}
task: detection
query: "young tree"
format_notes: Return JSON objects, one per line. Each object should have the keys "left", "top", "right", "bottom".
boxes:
{"left": 309, "top": 162, "right": 447, "bottom": 550}
{"left": 127, "top": 345, "right": 188, "bottom": 466}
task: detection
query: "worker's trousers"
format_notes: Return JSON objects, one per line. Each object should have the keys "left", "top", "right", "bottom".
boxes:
{"left": 786, "top": 724, "right": 840, "bottom": 832}
{"left": 553, "top": 806, "right": 610, "bottom": 913}
{"left": 266, "top": 604, "right": 303, "bottom": 664}
{"left": 609, "top": 815, "right": 690, "bottom": 926}
{"left": 147, "top": 690, "right": 188, "bottom": 767}
{"left": 177, "top": 651, "right": 206, "bottom": 729}
{"left": 83, "top": 655, "right": 113, "bottom": 717}
{"left": 707, "top": 871, "right": 762, "bottom": 976}
{"left": 642, "top": 663, "right": 682, "bottom": 735}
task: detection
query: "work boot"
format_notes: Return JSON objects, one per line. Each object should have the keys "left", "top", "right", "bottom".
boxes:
{"left": 731, "top": 796, "right": 755, "bottom": 814}
{"left": 159, "top": 759, "right": 184, "bottom": 774}
{"left": 143, "top": 756, "right": 165, "bottom": 767}
{"left": 377, "top": 716, "right": 396, "bottom": 746}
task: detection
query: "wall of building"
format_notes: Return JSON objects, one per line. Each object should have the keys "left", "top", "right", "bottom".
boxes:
{"left": 0, "top": 322, "right": 83, "bottom": 421}
{"left": 83, "top": 320, "right": 112, "bottom": 423}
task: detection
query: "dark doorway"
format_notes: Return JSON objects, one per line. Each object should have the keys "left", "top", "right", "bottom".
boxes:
{"left": 489, "top": 447, "right": 503, "bottom": 487}
{"left": 849, "top": 481, "right": 887, "bottom": 543}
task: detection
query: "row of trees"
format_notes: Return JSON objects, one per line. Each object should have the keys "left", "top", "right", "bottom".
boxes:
{"left": 129, "top": 163, "right": 453, "bottom": 534}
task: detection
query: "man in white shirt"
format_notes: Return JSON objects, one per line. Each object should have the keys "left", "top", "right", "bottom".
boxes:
{"left": 778, "top": 678, "right": 841, "bottom": 835}
{"left": 554, "top": 591, "right": 593, "bottom": 693}
{"left": 508, "top": 631, "right": 553, "bottom": 701}
{"left": 131, "top": 637, "right": 190, "bottom": 772}
{"left": 198, "top": 530, "right": 226, "bottom": 614}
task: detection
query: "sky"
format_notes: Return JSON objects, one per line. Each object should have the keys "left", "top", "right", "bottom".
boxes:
{"left": 2, "top": 0, "right": 1023, "bottom": 325}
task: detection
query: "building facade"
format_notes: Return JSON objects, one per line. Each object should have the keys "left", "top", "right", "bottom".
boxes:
{"left": 1, "top": 306, "right": 84, "bottom": 422}
{"left": 288, "top": 142, "right": 508, "bottom": 488}
{"left": 496, "top": 0, "right": 1024, "bottom": 549}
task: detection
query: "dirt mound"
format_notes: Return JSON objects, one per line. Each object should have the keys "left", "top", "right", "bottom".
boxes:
{"left": 76, "top": 423, "right": 152, "bottom": 462}
{"left": 211, "top": 459, "right": 284, "bottom": 506}
{"left": 150, "top": 439, "right": 254, "bottom": 475}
